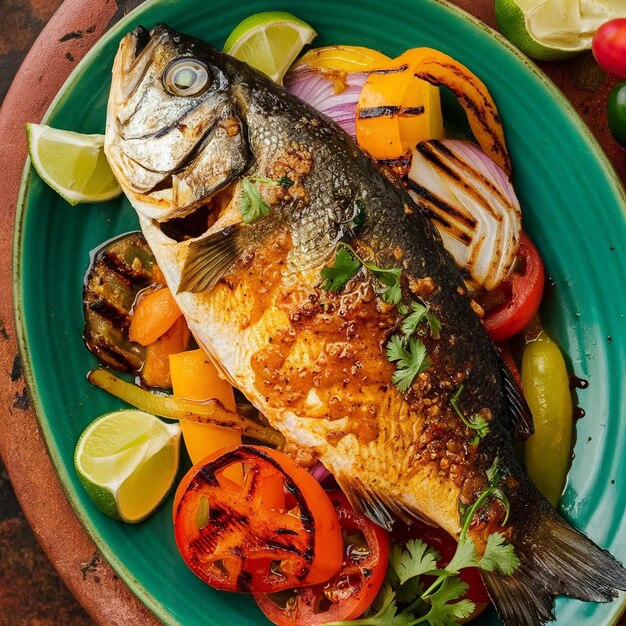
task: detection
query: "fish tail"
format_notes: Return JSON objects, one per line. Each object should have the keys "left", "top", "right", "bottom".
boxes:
{"left": 482, "top": 504, "right": 626, "bottom": 625}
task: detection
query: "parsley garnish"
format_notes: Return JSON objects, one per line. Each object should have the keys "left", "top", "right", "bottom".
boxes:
{"left": 449, "top": 384, "right": 490, "bottom": 443}
{"left": 386, "top": 335, "right": 430, "bottom": 393}
{"left": 320, "top": 243, "right": 403, "bottom": 304}
{"left": 320, "top": 247, "right": 362, "bottom": 291}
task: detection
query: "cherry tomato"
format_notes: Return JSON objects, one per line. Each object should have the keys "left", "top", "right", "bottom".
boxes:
{"left": 480, "top": 232, "right": 545, "bottom": 342}
{"left": 173, "top": 445, "right": 343, "bottom": 593}
{"left": 607, "top": 82, "right": 626, "bottom": 147}
{"left": 255, "top": 491, "right": 390, "bottom": 625}
{"left": 592, "top": 18, "right": 626, "bottom": 80}
{"left": 394, "top": 519, "right": 490, "bottom": 607}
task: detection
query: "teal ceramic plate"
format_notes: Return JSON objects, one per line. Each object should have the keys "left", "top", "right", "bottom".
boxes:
{"left": 14, "top": 0, "right": 626, "bottom": 624}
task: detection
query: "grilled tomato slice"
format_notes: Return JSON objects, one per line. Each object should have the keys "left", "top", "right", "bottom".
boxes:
{"left": 173, "top": 445, "right": 343, "bottom": 593}
{"left": 255, "top": 490, "right": 390, "bottom": 625}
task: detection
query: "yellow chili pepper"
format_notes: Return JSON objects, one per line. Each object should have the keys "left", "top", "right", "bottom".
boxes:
{"left": 522, "top": 330, "right": 573, "bottom": 507}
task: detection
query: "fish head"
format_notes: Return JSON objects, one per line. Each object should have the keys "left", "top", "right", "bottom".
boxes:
{"left": 105, "top": 25, "right": 251, "bottom": 220}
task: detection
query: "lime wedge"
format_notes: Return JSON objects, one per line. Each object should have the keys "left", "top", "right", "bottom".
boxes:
{"left": 495, "top": 0, "right": 625, "bottom": 61}
{"left": 224, "top": 11, "right": 317, "bottom": 83}
{"left": 26, "top": 123, "right": 122, "bottom": 205}
{"left": 74, "top": 410, "right": 181, "bottom": 523}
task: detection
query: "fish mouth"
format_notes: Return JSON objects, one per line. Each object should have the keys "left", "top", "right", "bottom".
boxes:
{"left": 131, "top": 25, "right": 151, "bottom": 59}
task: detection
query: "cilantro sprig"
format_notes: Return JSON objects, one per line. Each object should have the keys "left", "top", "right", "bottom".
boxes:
{"left": 324, "top": 457, "right": 519, "bottom": 626}
{"left": 321, "top": 243, "right": 402, "bottom": 304}
{"left": 238, "top": 176, "right": 294, "bottom": 224}
{"left": 449, "top": 384, "right": 490, "bottom": 443}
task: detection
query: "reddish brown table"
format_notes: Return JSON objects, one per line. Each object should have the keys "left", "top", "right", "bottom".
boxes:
{"left": 0, "top": 0, "right": 624, "bottom": 624}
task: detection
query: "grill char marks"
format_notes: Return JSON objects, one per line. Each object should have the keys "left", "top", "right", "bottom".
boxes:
{"left": 82, "top": 232, "right": 161, "bottom": 372}
{"left": 181, "top": 446, "right": 318, "bottom": 592}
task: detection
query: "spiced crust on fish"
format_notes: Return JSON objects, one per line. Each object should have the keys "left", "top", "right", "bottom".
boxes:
{"left": 105, "top": 24, "right": 626, "bottom": 625}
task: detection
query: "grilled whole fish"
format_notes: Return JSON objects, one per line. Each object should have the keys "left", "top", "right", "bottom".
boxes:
{"left": 105, "top": 25, "right": 626, "bottom": 625}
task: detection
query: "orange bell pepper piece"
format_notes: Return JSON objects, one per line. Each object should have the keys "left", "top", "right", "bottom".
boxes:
{"left": 128, "top": 287, "right": 182, "bottom": 346}
{"left": 140, "top": 316, "right": 190, "bottom": 388}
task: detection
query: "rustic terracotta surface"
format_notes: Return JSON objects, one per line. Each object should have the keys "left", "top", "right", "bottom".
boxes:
{"left": 0, "top": 0, "right": 624, "bottom": 624}
{"left": 0, "top": 1, "right": 157, "bottom": 624}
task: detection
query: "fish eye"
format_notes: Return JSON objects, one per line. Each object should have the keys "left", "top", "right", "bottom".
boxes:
{"left": 164, "top": 58, "right": 210, "bottom": 96}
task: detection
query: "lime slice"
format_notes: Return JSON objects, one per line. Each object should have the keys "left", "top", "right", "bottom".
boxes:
{"left": 26, "top": 123, "right": 122, "bottom": 205}
{"left": 224, "top": 11, "right": 317, "bottom": 83}
{"left": 74, "top": 409, "right": 181, "bottom": 523}
{"left": 495, "top": 0, "right": 625, "bottom": 61}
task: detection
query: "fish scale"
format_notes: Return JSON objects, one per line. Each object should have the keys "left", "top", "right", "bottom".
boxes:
{"left": 105, "top": 23, "right": 626, "bottom": 626}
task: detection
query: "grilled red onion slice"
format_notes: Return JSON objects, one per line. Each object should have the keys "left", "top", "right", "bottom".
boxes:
{"left": 284, "top": 66, "right": 367, "bottom": 138}
{"left": 408, "top": 140, "right": 522, "bottom": 291}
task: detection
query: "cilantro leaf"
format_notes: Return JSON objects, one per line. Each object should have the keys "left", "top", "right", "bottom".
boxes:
{"left": 428, "top": 311, "right": 442, "bottom": 339}
{"left": 401, "top": 301, "right": 428, "bottom": 336}
{"left": 373, "top": 267, "right": 403, "bottom": 305}
{"left": 401, "top": 300, "right": 442, "bottom": 339}
{"left": 391, "top": 539, "right": 440, "bottom": 585}
{"left": 239, "top": 178, "right": 270, "bottom": 224}
{"left": 278, "top": 175, "right": 294, "bottom": 187}
{"left": 424, "top": 577, "right": 475, "bottom": 626}
{"left": 479, "top": 532, "right": 520, "bottom": 575}
{"left": 323, "top": 584, "right": 416, "bottom": 626}
{"left": 387, "top": 335, "right": 430, "bottom": 392}
{"left": 445, "top": 536, "right": 479, "bottom": 574}
{"left": 321, "top": 247, "right": 361, "bottom": 292}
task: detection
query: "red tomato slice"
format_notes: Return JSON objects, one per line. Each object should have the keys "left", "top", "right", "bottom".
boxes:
{"left": 173, "top": 445, "right": 343, "bottom": 593}
{"left": 394, "top": 519, "right": 491, "bottom": 606}
{"left": 254, "top": 490, "right": 390, "bottom": 625}
{"left": 481, "top": 232, "right": 545, "bottom": 342}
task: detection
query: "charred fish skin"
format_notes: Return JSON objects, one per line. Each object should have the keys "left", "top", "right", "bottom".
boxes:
{"left": 105, "top": 25, "right": 626, "bottom": 626}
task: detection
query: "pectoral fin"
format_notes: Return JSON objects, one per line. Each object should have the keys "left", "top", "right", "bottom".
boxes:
{"left": 335, "top": 472, "right": 433, "bottom": 531}
{"left": 178, "top": 224, "right": 245, "bottom": 294}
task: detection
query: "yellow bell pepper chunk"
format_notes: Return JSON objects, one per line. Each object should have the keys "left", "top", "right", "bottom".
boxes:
{"left": 169, "top": 349, "right": 242, "bottom": 481}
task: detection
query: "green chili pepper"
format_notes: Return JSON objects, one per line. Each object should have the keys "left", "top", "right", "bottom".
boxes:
{"left": 521, "top": 330, "right": 573, "bottom": 507}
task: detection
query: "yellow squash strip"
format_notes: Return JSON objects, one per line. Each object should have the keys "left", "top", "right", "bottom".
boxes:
{"left": 356, "top": 47, "right": 510, "bottom": 175}
{"left": 87, "top": 369, "right": 285, "bottom": 448}
{"left": 170, "top": 349, "right": 242, "bottom": 480}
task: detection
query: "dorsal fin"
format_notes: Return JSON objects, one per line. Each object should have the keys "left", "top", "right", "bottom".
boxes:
{"left": 498, "top": 353, "right": 534, "bottom": 439}
{"left": 178, "top": 224, "right": 245, "bottom": 293}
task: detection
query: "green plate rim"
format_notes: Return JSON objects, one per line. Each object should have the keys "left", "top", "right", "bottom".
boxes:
{"left": 12, "top": 0, "right": 626, "bottom": 623}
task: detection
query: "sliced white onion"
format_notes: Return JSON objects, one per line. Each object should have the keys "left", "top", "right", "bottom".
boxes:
{"left": 407, "top": 140, "right": 522, "bottom": 291}
{"left": 284, "top": 66, "right": 367, "bottom": 138}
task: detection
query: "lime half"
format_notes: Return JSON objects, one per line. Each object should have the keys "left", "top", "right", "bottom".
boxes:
{"left": 26, "top": 123, "right": 122, "bottom": 205}
{"left": 75, "top": 410, "right": 181, "bottom": 523}
{"left": 224, "top": 11, "right": 317, "bottom": 83}
{"left": 495, "top": 0, "right": 625, "bottom": 61}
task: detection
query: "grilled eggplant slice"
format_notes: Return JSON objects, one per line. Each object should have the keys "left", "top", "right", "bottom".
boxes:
{"left": 83, "top": 231, "right": 161, "bottom": 371}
